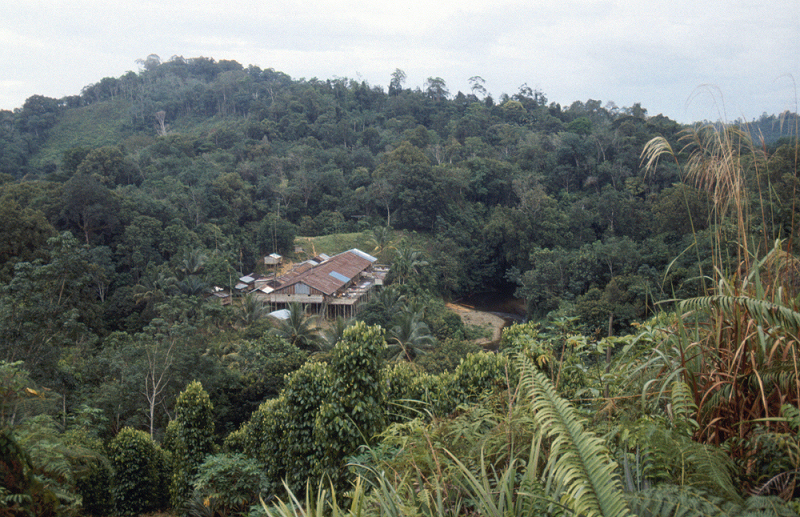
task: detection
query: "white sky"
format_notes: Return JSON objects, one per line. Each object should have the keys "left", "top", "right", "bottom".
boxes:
{"left": 2, "top": 0, "right": 798, "bottom": 123}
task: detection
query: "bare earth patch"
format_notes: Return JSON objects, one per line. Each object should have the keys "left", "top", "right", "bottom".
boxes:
{"left": 447, "top": 302, "right": 506, "bottom": 347}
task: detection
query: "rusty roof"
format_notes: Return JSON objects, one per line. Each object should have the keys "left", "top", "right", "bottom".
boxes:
{"left": 276, "top": 249, "right": 376, "bottom": 296}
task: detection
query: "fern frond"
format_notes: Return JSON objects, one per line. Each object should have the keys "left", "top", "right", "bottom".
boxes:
{"left": 670, "top": 380, "right": 700, "bottom": 433}
{"left": 518, "top": 356, "right": 631, "bottom": 517}
{"left": 625, "top": 485, "right": 731, "bottom": 517}
{"left": 738, "top": 494, "right": 799, "bottom": 517}
{"left": 680, "top": 295, "right": 800, "bottom": 335}
{"left": 781, "top": 405, "right": 800, "bottom": 432}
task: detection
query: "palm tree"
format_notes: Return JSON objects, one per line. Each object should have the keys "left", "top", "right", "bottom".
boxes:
{"left": 133, "top": 269, "right": 175, "bottom": 309}
{"left": 178, "top": 248, "right": 209, "bottom": 279}
{"left": 376, "top": 287, "right": 405, "bottom": 313}
{"left": 366, "top": 226, "right": 395, "bottom": 262}
{"left": 238, "top": 293, "right": 269, "bottom": 327}
{"left": 387, "top": 308, "right": 435, "bottom": 361}
{"left": 321, "top": 316, "right": 352, "bottom": 349}
{"left": 390, "top": 243, "right": 429, "bottom": 285}
{"left": 272, "top": 302, "right": 321, "bottom": 351}
{"left": 173, "top": 275, "right": 209, "bottom": 297}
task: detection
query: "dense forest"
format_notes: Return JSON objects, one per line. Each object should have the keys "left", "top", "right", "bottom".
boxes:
{"left": 2, "top": 54, "right": 800, "bottom": 516}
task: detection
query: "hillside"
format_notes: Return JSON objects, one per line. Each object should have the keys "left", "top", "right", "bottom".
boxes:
{"left": 2, "top": 55, "right": 800, "bottom": 517}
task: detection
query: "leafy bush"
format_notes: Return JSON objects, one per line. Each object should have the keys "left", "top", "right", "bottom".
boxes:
{"left": 436, "top": 352, "right": 509, "bottom": 415}
{"left": 75, "top": 457, "right": 112, "bottom": 516}
{"left": 168, "top": 380, "right": 216, "bottom": 510}
{"left": 192, "top": 453, "right": 268, "bottom": 516}
{"left": 416, "top": 337, "right": 481, "bottom": 375}
{"left": 223, "top": 396, "right": 287, "bottom": 495}
{"left": 316, "top": 321, "right": 386, "bottom": 484}
{"left": 108, "top": 427, "right": 167, "bottom": 516}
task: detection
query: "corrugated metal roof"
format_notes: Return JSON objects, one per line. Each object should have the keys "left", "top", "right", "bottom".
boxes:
{"left": 349, "top": 249, "right": 377, "bottom": 262}
{"left": 275, "top": 249, "right": 374, "bottom": 296}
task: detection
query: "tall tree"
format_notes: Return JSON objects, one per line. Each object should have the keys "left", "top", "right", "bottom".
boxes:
{"left": 60, "top": 173, "right": 120, "bottom": 244}
{"left": 425, "top": 77, "right": 449, "bottom": 102}
{"left": 389, "top": 68, "right": 406, "bottom": 95}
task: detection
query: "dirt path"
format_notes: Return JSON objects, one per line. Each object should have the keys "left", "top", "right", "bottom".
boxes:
{"left": 447, "top": 302, "right": 507, "bottom": 347}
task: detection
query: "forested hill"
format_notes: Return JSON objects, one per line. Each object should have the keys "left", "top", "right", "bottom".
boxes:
{"left": 1, "top": 54, "right": 798, "bottom": 336}
{"left": 4, "top": 54, "right": 800, "bottom": 516}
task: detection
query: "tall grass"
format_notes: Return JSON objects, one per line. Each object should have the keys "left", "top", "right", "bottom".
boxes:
{"left": 641, "top": 115, "right": 800, "bottom": 491}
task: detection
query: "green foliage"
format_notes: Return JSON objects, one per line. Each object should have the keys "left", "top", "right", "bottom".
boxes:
{"left": 280, "top": 361, "right": 332, "bottom": 492}
{"left": 0, "top": 196, "right": 55, "bottom": 283}
{"left": 317, "top": 322, "right": 386, "bottom": 480}
{"left": 169, "top": 380, "right": 216, "bottom": 511}
{"left": 519, "top": 356, "right": 631, "bottom": 517}
{"left": 386, "top": 308, "right": 435, "bottom": 362}
{"left": 11, "top": 414, "right": 108, "bottom": 515}
{"left": 0, "top": 427, "right": 59, "bottom": 517}
{"left": 415, "top": 337, "right": 480, "bottom": 375}
{"left": 387, "top": 242, "right": 429, "bottom": 287}
{"left": 382, "top": 361, "right": 440, "bottom": 422}
{"left": 229, "top": 396, "right": 288, "bottom": 495}
{"left": 436, "top": 352, "right": 509, "bottom": 415}
{"left": 611, "top": 414, "right": 740, "bottom": 502}
{"left": 192, "top": 453, "right": 269, "bottom": 516}
{"left": 225, "top": 335, "right": 307, "bottom": 415}
{"left": 75, "top": 458, "right": 113, "bottom": 517}
{"left": 271, "top": 302, "right": 322, "bottom": 351}
{"left": 0, "top": 232, "right": 100, "bottom": 384}
{"left": 0, "top": 360, "right": 42, "bottom": 428}
{"left": 108, "top": 427, "right": 167, "bottom": 516}
{"left": 3, "top": 53, "right": 799, "bottom": 516}
{"left": 499, "top": 321, "right": 554, "bottom": 370}
{"left": 625, "top": 485, "right": 797, "bottom": 517}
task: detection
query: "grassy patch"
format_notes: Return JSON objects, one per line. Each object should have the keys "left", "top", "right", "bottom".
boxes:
{"left": 33, "top": 100, "right": 132, "bottom": 166}
{"left": 293, "top": 228, "right": 432, "bottom": 263}
{"left": 464, "top": 322, "right": 494, "bottom": 341}
{"left": 294, "top": 232, "right": 376, "bottom": 259}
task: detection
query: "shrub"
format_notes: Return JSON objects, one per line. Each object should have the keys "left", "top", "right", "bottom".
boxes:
{"left": 192, "top": 453, "right": 268, "bottom": 515}
{"left": 75, "top": 459, "right": 112, "bottom": 516}
{"left": 436, "top": 352, "right": 509, "bottom": 415}
{"left": 168, "top": 381, "right": 216, "bottom": 511}
{"left": 316, "top": 321, "right": 386, "bottom": 478}
{"left": 108, "top": 427, "right": 166, "bottom": 516}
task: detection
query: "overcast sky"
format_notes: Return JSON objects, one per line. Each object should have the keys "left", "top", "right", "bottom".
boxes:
{"left": 3, "top": 0, "right": 798, "bottom": 123}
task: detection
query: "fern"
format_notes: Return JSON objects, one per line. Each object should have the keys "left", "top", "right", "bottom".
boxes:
{"left": 737, "top": 495, "right": 800, "bottom": 517}
{"left": 680, "top": 295, "right": 800, "bottom": 337}
{"left": 626, "top": 485, "right": 797, "bottom": 517}
{"left": 625, "top": 485, "right": 732, "bottom": 517}
{"left": 670, "top": 380, "right": 700, "bottom": 434}
{"left": 518, "top": 355, "right": 631, "bottom": 517}
{"left": 781, "top": 405, "right": 800, "bottom": 432}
